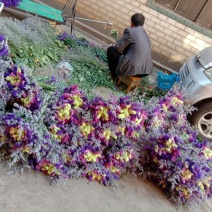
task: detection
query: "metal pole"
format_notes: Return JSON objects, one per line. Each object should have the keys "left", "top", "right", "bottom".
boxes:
{"left": 69, "top": 17, "right": 113, "bottom": 26}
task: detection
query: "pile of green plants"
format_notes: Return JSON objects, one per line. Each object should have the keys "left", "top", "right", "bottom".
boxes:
{"left": 0, "top": 16, "right": 116, "bottom": 95}
{"left": 58, "top": 33, "right": 108, "bottom": 63}
{"left": 57, "top": 34, "right": 116, "bottom": 96}
{"left": 0, "top": 17, "right": 67, "bottom": 69}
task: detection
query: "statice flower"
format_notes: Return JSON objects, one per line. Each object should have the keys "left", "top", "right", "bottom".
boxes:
{"left": 57, "top": 32, "right": 90, "bottom": 46}
{"left": 139, "top": 85, "right": 212, "bottom": 205}
{"left": 0, "top": 0, "right": 22, "bottom": 7}
{"left": 4, "top": 65, "right": 42, "bottom": 111}
{"left": 0, "top": 35, "right": 9, "bottom": 58}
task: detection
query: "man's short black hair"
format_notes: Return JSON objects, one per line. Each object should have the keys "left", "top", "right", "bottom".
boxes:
{"left": 131, "top": 13, "right": 145, "bottom": 26}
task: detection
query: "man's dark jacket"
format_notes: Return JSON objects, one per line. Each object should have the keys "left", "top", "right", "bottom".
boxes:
{"left": 114, "top": 26, "right": 153, "bottom": 76}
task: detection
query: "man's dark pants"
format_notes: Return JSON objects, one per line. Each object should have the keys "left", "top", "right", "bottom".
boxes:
{"left": 107, "top": 46, "right": 148, "bottom": 79}
{"left": 107, "top": 46, "right": 121, "bottom": 79}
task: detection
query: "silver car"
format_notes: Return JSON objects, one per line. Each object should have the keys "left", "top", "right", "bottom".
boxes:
{"left": 179, "top": 46, "right": 212, "bottom": 141}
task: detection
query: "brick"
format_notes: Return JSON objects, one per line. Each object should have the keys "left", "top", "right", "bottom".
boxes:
{"left": 186, "top": 34, "right": 196, "bottom": 42}
{"left": 166, "top": 18, "right": 177, "bottom": 25}
{"left": 148, "top": 8, "right": 159, "bottom": 17}
{"left": 158, "top": 14, "right": 168, "bottom": 22}
{"left": 202, "top": 36, "right": 212, "bottom": 44}
{"left": 169, "top": 25, "right": 179, "bottom": 33}
{"left": 163, "top": 28, "right": 173, "bottom": 36}
{"left": 149, "top": 33, "right": 159, "bottom": 41}
{"left": 140, "top": 0, "right": 147, "bottom": 4}
{"left": 174, "top": 46, "right": 184, "bottom": 53}
{"left": 164, "top": 35, "right": 174, "bottom": 43}
{"left": 161, "top": 51, "right": 171, "bottom": 58}
{"left": 109, "top": 3, "right": 121, "bottom": 10}
{"left": 184, "top": 27, "right": 196, "bottom": 35}
{"left": 177, "top": 30, "right": 188, "bottom": 38}
{"left": 131, "top": 7, "right": 143, "bottom": 14}
{"left": 131, "top": 1, "right": 140, "bottom": 7}
{"left": 158, "top": 37, "right": 168, "bottom": 45}
{"left": 156, "top": 31, "right": 166, "bottom": 38}
{"left": 183, "top": 49, "right": 193, "bottom": 57}
{"left": 76, "top": 3, "right": 85, "bottom": 9}
{"left": 190, "top": 42, "right": 201, "bottom": 50}
{"left": 91, "top": 4, "right": 99, "bottom": 10}
{"left": 146, "top": 20, "right": 155, "bottom": 28}
{"left": 120, "top": 6, "right": 130, "bottom": 14}
{"left": 195, "top": 38, "right": 205, "bottom": 46}
{"left": 148, "top": 16, "right": 160, "bottom": 24}
{"left": 144, "top": 26, "right": 154, "bottom": 33}
{"left": 139, "top": 4, "right": 150, "bottom": 13}
{"left": 174, "top": 40, "right": 183, "bottom": 46}
{"left": 152, "top": 46, "right": 162, "bottom": 53}
{"left": 154, "top": 23, "right": 164, "bottom": 32}
{"left": 193, "top": 31, "right": 205, "bottom": 40}
{"left": 117, "top": 1, "right": 126, "bottom": 6}
{"left": 183, "top": 39, "right": 191, "bottom": 45}
{"left": 175, "top": 22, "right": 185, "bottom": 30}
{"left": 150, "top": 39, "right": 160, "bottom": 47}
{"left": 158, "top": 20, "right": 168, "bottom": 28}
{"left": 125, "top": 4, "right": 134, "bottom": 10}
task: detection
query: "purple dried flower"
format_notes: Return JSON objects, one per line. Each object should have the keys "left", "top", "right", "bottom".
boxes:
{"left": 0, "top": 0, "right": 22, "bottom": 7}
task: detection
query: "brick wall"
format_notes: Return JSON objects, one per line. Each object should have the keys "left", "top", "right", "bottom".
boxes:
{"left": 59, "top": 0, "right": 212, "bottom": 71}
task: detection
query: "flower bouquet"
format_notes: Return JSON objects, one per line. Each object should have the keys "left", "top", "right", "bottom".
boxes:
{"left": 139, "top": 87, "right": 212, "bottom": 205}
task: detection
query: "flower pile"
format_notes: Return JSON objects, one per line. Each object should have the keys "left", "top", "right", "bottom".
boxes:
{"left": 0, "top": 0, "right": 22, "bottom": 7}
{"left": 0, "top": 34, "right": 212, "bottom": 206}
{"left": 139, "top": 88, "right": 212, "bottom": 205}
{"left": 43, "top": 85, "right": 145, "bottom": 185}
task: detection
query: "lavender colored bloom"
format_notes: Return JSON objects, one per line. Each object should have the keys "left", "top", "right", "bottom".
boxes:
{"left": 0, "top": 0, "right": 22, "bottom": 7}
{"left": 49, "top": 75, "right": 57, "bottom": 84}
{"left": 0, "top": 34, "right": 9, "bottom": 58}
{"left": 0, "top": 35, "right": 5, "bottom": 42}
{"left": 0, "top": 45, "right": 9, "bottom": 57}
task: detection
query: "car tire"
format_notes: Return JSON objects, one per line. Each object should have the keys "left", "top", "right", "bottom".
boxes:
{"left": 190, "top": 102, "right": 212, "bottom": 142}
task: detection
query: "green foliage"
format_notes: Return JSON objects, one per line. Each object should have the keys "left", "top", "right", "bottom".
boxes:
{"left": 130, "top": 78, "right": 167, "bottom": 103}
{"left": 59, "top": 34, "right": 108, "bottom": 63}
{"left": 111, "top": 29, "right": 118, "bottom": 41}
{"left": 0, "top": 17, "right": 67, "bottom": 69}
{"left": 60, "top": 45, "right": 116, "bottom": 97}
{"left": 90, "top": 45, "right": 108, "bottom": 63}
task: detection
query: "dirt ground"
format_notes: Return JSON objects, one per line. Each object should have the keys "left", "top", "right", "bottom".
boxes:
{"left": 0, "top": 163, "right": 183, "bottom": 212}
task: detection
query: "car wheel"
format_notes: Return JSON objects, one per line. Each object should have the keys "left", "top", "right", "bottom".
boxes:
{"left": 190, "top": 102, "right": 212, "bottom": 142}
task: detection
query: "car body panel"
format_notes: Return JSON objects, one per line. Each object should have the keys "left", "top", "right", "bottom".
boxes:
{"left": 197, "top": 47, "right": 212, "bottom": 69}
{"left": 179, "top": 46, "right": 212, "bottom": 106}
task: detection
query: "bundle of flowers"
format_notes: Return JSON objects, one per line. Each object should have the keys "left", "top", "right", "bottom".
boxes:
{"left": 0, "top": 0, "right": 22, "bottom": 7}
{"left": 3, "top": 65, "right": 41, "bottom": 112}
{"left": 0, "top": 112, "right": 72, "bottom": 181}
{"left": 0, "top": 35, "right": 9, "bottom": 58}
{"left": 139, "top": 87, "right": 212, "bottom": 205}
{"left": 58, "top": 32, "right": 108, "bottom": 63}
{"left": 43, "top": 85, "right": 145, "bottom": 185}
{"left": 58, "top": 32, "right": 90, "bottom": 47}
